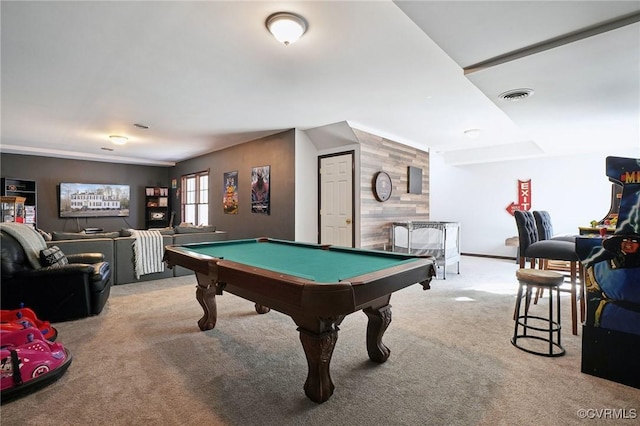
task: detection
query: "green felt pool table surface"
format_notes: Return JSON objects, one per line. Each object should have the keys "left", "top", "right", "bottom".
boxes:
{"left": 182, "top": 238, "right": 422, "bottom": 283}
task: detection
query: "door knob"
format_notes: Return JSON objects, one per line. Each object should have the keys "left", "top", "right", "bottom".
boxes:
{"left": 346, "top": 218, "right": 352, "bottom": 225}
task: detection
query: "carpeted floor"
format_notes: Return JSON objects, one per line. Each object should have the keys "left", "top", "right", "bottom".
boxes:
{"left": 1, "top": 256, "right": 639, "bottom": 425}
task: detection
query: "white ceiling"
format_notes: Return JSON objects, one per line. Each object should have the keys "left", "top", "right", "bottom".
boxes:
{"left": 2, "top": 1, "right": 639, "bottom": 167}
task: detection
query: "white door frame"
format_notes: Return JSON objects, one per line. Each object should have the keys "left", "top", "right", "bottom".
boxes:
{"left": 318, "top": 151, "right": 355, "bottom": 246}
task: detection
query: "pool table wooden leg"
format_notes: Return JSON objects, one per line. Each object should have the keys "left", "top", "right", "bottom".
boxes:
{"left": 254, "top": 304, "right": 270, "bottom": 314}
{"left": 364, "top": 304, "right": 392, "bottom": 363}
{"left": 297, "top": 326, "right": 339, "bottom": 403}
{"left": 195, "top": 273, "right": 217, "bottom": 331}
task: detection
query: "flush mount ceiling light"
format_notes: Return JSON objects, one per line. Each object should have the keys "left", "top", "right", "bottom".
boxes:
{"left": 266, "top": 12, "right": 308, "bottom": 46}
{"left": 109, "top": 135, "right": 128, "bottom": 145}
{"left": 464, "top": 129, "right": 481, "bottom": 139}
{"left": 498, "top": 88, "right": 534, "bottom": 102}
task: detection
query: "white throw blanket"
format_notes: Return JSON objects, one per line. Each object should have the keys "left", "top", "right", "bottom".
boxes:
{"left": 130, "top": 230, "right": 165, "bottom": 279}
{"left": 0, "top": 222, "right": 46, "bottom": 269}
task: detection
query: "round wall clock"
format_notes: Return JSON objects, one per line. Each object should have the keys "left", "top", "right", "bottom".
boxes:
{"left": 373, "top": 171, "right": 392, "bottom": 202}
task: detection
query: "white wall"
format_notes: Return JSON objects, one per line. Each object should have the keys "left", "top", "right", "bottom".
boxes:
{"left": 294, "top": 126, "right": 362, "bottom": 246}
{"left": 294, "top": 129, "right": 319, "bottom": 243}
{"left": 429, "top": 152, "right": 637, "bottom": 257}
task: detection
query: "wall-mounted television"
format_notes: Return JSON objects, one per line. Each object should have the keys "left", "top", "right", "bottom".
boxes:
{"left": 59, "top": 183, "right": 130, "bottom": 218}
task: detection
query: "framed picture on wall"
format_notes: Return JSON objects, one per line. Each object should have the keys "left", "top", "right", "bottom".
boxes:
{"left": 251, "top": 165, "right": 270, "bottom": 215}
{"left": 59, "top": 182, "right": 130, "bottom": 218}
{"left": 223, "top": 171, "right": 238, "bottom": 214}
{"left": 408, "top": 166, "right": 422, "bottom": 194}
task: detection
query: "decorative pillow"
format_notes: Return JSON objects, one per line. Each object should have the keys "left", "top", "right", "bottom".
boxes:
{"left": 39, "top": 246, "right": 69, "bottom": 267}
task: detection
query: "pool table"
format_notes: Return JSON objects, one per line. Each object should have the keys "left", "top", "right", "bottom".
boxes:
{"left": 163, "top": 238, "right": 436, "bottom": 403}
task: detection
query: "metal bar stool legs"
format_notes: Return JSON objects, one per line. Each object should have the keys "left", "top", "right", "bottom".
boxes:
{"left": 512, "top": 269, "right": 566, "bottom": 357}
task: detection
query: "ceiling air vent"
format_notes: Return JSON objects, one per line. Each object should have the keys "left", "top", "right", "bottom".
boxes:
{"left": 498, "top": 88, "right": 534, "bottom": 101}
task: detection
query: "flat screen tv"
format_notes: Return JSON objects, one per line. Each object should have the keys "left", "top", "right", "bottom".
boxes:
{"left": 59, "top": 183, "right": 130, "bottom": 218}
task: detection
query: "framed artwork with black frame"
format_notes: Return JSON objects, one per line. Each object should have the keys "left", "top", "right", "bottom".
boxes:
{"left": 408, "top": 166, "right": 422, "bottom": 194}
{"left": 251, "top": 165, "right": 270, "bottom": 214}
{"left": 58, "top": 182, "right": 130, "bottom": 218}
{"left": 223, "top": 171, "right": 239, "bottom": 215}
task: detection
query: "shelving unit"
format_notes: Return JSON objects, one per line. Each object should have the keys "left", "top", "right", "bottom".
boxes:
{"left": 1, "top": 196, "right": 26, "bottom": 224}
{"left": 1, "top": 178, "right": 36, "bottom": 227}
{"left": 145, "top": 186, "right": 170, "bottom": 229}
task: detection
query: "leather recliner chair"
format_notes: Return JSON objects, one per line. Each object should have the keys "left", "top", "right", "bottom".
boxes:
{"left": 1, "top": 230, "right": 112, "bottom": 322}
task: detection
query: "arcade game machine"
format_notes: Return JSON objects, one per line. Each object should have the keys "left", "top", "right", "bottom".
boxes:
{"left": 578, "top": 183, "right": 622, "bottom": 236}
{"left": 576, "top": 156, "right": 640, "bottom": 389}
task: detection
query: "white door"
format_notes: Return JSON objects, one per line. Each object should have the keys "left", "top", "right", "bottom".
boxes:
{"left": 320, "top": 153, "right": 353, "bottom": 247}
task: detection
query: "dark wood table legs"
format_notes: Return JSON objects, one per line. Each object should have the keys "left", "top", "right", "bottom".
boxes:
{"left": 194, "top": 274, "right": 397, "bottom": 404}
{"left": 364, "top": 304, "right": 392, "bottom": 362}
{"left": 195, "top": 272, "right": 217, "bottom": 331}
{"left": 294, "top": 301, "right": 394, "bottom": 403}
{"left": 298, "top": 327, "right": 339, "bottom": 403}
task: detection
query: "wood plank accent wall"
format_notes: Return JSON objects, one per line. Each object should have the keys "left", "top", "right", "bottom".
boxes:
{"left": 354, "top": 129, "right": 430, "bottom": 250}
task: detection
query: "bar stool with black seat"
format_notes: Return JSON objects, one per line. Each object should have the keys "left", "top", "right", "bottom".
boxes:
{"left": 512, "top": 268, "right": 566, "bottom": 357}
{"left": 533, "top": 210, "right": 586, "bottom": 325}
{"left": 514, "top": 210, "right": 582, "bottom": 335}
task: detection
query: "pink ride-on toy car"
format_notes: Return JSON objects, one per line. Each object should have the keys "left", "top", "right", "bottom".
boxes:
{"left": 1, "top": 306, "right": 58, "bottom": 341}
{"left": 1, "top": 326, "right": 72, "bottom": 402}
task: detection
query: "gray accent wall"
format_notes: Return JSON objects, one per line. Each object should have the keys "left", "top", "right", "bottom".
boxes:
{"left": 170, "top": 130, "right": 296, "bottom": 241}
{"left": 1, "top": 130, "right": 296, "bottom": 241}
{"left": 0, "top": 153, "right": 168, "bottom": 232}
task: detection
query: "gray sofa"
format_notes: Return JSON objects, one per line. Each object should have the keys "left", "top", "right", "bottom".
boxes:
{"left": 45, "top": 229, "right": 227, "bottom": 285}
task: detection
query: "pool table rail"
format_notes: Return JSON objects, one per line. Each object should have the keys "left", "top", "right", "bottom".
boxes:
{"left": 216, "top": 259, "right": 357, "bottom": 317}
